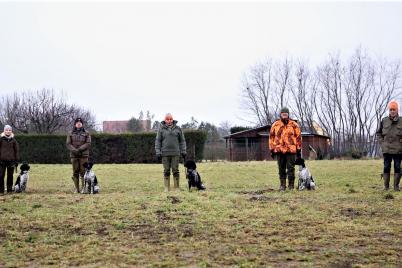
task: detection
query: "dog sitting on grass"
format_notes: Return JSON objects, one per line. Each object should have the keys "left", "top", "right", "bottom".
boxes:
{"left": 184, "top": 160, "right": 206, "bottom": 191}
{"left": 14, "top": 163, "right": 30, "bottom": 193}
{"left": 294, "top": 158, "right": 316, "bottom": 190}
{"left": 82, "top": 162, "right": 99, "bottom": 194}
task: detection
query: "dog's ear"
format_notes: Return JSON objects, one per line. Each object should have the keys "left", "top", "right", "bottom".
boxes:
{"left": 89, "top": 162, "right": 94, "bottom": 168}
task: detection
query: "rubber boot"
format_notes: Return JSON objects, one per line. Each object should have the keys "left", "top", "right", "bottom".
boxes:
{"left": 173, "top": 175, "right": 180, "bottom": 191}
{"left": 80, "top": 177, "right": 85, "bottom": 193}
{"left": 383, "top": 173, "right": 390, "bottom": 191}
{"left": 279, "top": 179, "right": 286, "bottom": 191}
{"left": 72, "top": 176, "right": 80, "bottom": 193}
{"left": 164, "top": 176, "right": 170, "bottom": 192}
{"left": 288, "top": 177, "right": 295, "bottom": 190}
{"left": 394, "top": 173, "right": 400, "bottom": 191}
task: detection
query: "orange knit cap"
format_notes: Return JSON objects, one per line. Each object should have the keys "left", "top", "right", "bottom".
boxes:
{"left": 388, "top": 100, "right": 399, "bottom": 111}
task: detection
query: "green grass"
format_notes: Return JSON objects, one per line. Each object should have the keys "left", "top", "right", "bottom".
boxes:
{"left": 0, "top": 160, "right": 401, "bottom": 267}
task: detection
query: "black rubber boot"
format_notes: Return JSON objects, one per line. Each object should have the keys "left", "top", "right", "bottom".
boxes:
{"left": 383, "top": 173, "right": 390, "bottom": 191}
{"left": 288, "top": 177, "right": 295, "bottom": 190}
{"left": 279, "top": 179, "right": 286, "bottom": 191}
{"left": 173, "top": 176, "right": 180, "bottom": 191}
{"left": 394, "top": 173, "right": 400, "bottom": 191}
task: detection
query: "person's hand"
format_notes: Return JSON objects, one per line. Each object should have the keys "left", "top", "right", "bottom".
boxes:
{"left": 181, "top": 153, "right": 187, "bottom": 161}
{"left": 72, "top": 148, "right": 79, "bottom": 153}
{"left": 156, "top": 154, "right": 162, "bottom": 162}
{"left": 270, "top": 151, "right": 276, "bottom": 159}
{"left": 296, "top": 149, "right": 302, "bottom": 159}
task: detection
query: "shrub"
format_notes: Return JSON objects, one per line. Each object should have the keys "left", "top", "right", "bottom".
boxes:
{"left": 17, "top": 130, "right": 207, "bottom": 164}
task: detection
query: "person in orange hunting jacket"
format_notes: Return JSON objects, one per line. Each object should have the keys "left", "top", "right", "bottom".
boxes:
{"left": 269, "top": 107, "right": 302, "bottom": 191}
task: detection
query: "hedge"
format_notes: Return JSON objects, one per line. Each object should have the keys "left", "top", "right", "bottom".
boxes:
{"left": 16, "top": 130, "right": 207, "bottom": 164}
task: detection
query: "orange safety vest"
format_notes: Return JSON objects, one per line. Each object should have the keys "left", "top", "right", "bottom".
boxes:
{"left": 269, "top": 119, "right": 302, "bottom": 154}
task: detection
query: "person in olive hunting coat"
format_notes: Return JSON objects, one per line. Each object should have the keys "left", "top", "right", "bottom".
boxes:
{"left": 0, "top": 125, "right": 20, "bottom": 194}
{"left": 155, "top": 113, "right": 186, "bottom": 192}
{"left": 66, "top": 118, "right": 91, "bottom": 193}
{"left": 376, "top": 100, "right": 401, "bottom": 191}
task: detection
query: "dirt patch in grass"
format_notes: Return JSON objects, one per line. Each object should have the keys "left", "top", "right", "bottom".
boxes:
{"left": 248, "top": 195, "right": 274, "bottom": 202}
{"left": 237, "top": 188, "right": 275, "bottom": 195}
{"left": 340, "top": 208, "right": 362, "bottom": 218}
{"left": 0, "top": 229, "right": 6, "bottom": 238}
{"left": 167, "top": 195, "right": 181, "bottom": 204}
{"left": 96, "top": 226, "right": 109, "bottom": 236}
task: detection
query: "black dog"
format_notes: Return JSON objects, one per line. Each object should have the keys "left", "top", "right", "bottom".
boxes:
{"left": 14, "top": 163, "right": 30, "bottom": 193}
{"left": 184, "top": 160, "right": 206, "bottom": 191}
{"left": 82, "top": 162, "right": 99, "bottom": 194}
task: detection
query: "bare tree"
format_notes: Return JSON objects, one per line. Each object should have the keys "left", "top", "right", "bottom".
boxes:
{"left": 290, "top": 61, "right": 315, "bottom": 131}
{"left": 273, "top": 57, "right": 292, "bottom": 112}
{"left": 0, "top": 89, "right": 96, "bottom": 134}
{"left": 240, "top": 59, "right": 277, "bottom": 126}
{"left": 241, "top": 48, "right": 401, "bottom": 157}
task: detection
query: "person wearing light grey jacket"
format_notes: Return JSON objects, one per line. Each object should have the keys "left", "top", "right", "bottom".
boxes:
{"left": 155, "top": 113, "right": 186, "bottom": 192}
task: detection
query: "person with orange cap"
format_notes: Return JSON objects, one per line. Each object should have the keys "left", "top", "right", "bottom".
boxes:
{"left": 269, "top": 107, "right": 302, "bottom": 191}
{"left": 376, "top": 100, "right": 401, "bottom": 191}
{"left": 155, "top": 113, "right": 187, "bottom": 192}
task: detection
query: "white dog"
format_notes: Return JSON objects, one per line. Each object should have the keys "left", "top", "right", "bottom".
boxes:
{"left": 82, "top": 162, "right": 99, "bottom": 194}
{"left": 14, "top": 163, "right": 30, "bottom": 193}
{"left": 295, "top": 158, "right": 316, "bottom": 190}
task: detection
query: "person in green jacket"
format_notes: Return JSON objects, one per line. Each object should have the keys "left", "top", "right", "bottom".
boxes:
{"left": 376, "top": 100, "right": 402, "bottom": 191}
{"left": 155, "top": 113, "right": 186, "bottom": 192}
{"left": 66, "top": 118, "right": 91, "bottom": 193}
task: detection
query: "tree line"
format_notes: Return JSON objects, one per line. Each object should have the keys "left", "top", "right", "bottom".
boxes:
{"left": 241, "top": 48, "right": 401, "bottom": 157}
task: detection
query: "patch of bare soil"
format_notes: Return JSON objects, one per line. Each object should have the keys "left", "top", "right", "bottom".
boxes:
{"left": 340, "top": 208, "right": 362, "bottom": 218}
{"left": 167, "top": 196, "right": 181, "bottom": 204}
{"left": 248, "top": 195, "right": 274, "bottom": 202}
{"left": 237, "top": 188, "right": 275, "bottom": 195}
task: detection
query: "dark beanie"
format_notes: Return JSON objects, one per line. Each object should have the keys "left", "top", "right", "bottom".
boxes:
{"left": 74, "top": 118, "right": 84, "bottom": 124}
{"left": 280, "top": 107, "right": 290, "bottom": 114}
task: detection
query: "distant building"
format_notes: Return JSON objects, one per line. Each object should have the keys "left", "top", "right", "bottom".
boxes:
{"left": 102, "top": 120, "right": 151, "bottom": 133}
{"left": 224, "top": 122, "right": 330, "bottom": 161}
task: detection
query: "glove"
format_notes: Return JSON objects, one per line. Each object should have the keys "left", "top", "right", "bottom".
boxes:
{"left": 156, "top": 154, "right": 162, "bottom": 162}
{"left": 181, "top": 153, "right": 187, "bottom": 161}
{"left": 296, "top": 149, "right": 302, "bottom": 159}
{"left": 270, "top": 151, "right": 276, "bottom": 159}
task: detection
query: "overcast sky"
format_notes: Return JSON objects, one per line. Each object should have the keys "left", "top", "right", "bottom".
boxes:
{"left": 1, "top": 1, "right": 402, "bottom": 128}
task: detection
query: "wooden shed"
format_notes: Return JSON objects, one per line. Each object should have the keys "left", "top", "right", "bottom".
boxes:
{"left": 224, "top": 124, "right": 330, "bottom": 161}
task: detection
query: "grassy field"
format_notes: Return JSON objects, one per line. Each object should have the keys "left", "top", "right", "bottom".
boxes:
{"left": 0, "top": 160, "right": 401, "bottom": 267}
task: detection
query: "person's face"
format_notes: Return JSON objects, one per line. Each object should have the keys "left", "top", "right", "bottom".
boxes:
{"left": 389, "top": 108, "right": 398, "bottom": 118}
{"left": 280, "top": 113, "right": 289, "bottom": 120}
{"left": 4, "top": 128, "right": 12, "bottom": 136}
{"left": 165, "top": 117, "right": 173, "bottom": 126}
{"left": 75, "top": 122, "right": 83, "bottom": 129}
